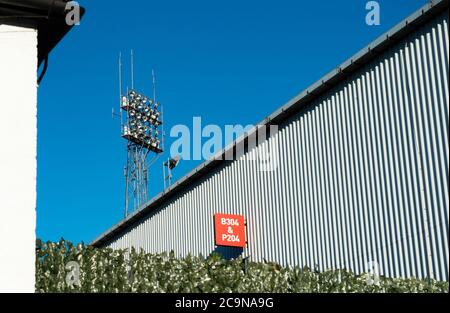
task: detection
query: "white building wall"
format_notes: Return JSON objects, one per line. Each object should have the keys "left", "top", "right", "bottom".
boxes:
{"left": 0, "top": 25, "right": 37, "bottom": 293}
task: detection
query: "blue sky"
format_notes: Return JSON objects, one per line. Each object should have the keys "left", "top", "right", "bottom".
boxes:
{"left": 37, "top": 0, "right": 427, "bottom": 243}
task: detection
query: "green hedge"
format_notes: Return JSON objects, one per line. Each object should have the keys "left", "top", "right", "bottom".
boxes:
{"left": 36, "top": 239, "right": 448, "bottom": 293}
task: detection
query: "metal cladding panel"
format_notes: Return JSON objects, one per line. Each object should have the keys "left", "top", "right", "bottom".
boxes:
{"left": 106, "top": 12, "right": 449, "bottom": 281}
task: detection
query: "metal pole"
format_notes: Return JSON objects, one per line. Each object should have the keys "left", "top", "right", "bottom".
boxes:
{"left": 124, "top": 150, "right": 129, "bottom": 218}
{"left": 131, "top": 49, "right": 134, "bottom": 90}
{"left": 152, "top": 69, "right": 156, "bottom": 102}
{"left": 163, "top": 162, "right": 166, "bottom": 191}
{"left": 119, "top": 52, "right": 123, "bottom": 126}
{"left": 168, "top": 158, "right": 172, "bottom": 187}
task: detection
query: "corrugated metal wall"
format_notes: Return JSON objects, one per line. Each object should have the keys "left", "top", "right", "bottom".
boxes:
{"left": 105, "top": 12, "right": 449, "bottom": 281}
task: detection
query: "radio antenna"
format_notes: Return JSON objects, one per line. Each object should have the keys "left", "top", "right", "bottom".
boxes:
{"left": 118, "top": 52, "right": 123, "bottom": 125}
{"left": 152, "top": 69, "right": 156, "bottom": 102}
{"left": 131, "top": 49, "right": 135, "bottom": 90}
{"left": 119, "top": 52, "right": 123, "bottom": 98}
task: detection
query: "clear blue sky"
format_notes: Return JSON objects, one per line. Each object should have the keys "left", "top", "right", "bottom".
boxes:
{"left": 37, "top": 0, "right": 427, "bottom": 244}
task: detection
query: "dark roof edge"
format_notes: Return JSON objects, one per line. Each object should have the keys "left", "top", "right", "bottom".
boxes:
{"left": 0, "top": 0, "right": 85, "bottom": 66}
{"left": 91, "top": 0, "right": 449, "bottom": 247}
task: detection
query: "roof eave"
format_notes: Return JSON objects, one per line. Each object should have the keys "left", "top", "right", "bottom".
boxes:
{"left": 0, "top": 0, "right": 86, "bottom": 66}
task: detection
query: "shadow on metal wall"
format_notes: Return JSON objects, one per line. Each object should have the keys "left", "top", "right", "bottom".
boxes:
{"left": 212, "top": 246, "right": 243, "bottom": 260}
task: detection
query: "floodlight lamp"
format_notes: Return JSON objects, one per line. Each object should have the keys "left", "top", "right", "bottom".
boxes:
{"left": 166, "top": 155, "right": 180, "bottom": 169}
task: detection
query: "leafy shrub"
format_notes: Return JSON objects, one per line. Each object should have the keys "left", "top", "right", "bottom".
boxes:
{"left": 35, "top": 239, "right": 448, "bottom": 293}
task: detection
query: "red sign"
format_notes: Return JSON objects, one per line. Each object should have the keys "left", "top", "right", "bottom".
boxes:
{"left": 214, "top": 213, "right": 246, "bottom": 248}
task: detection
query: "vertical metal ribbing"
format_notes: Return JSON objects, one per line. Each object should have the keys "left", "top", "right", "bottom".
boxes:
{"left": 369, "top": 67, "right": 384, "bottom": 276}
{"left": 272, "top": 133, "right": 281, "bottom": 264}
{"left": 103, "top": 12, "right": 449, "bottom": 281}
{"left": 291, "top": 119, "right": 302, "bottom": 267}
{"left": 244, "top": 150, "right": 252, "bottom": 260}
{"left": 334, "top": 92, "right": 346, "bottom": 270}
{"left": 404, "top": 40, "right": 425, "bottom": 279}
{"left": 392, "top": 51, "right": 409, "bottom": 278}
{"left": 384, "top": 55, "right": 400, "bottom": 277}
{"left": 287, "top": 124, "right": 296, "bottom": 267}
{"left": 201, "top": 177, "right": 207, "bottom": 256}
{"left": 298, "top": 114, "right": 308, "bottom": 268}
{"left": 355, "top": 77, "right": 366, "bottom": 272}
{"left": 278, "top": 127, "right": 287, "bottom": 266}
{"left": 288, "top": 122, "right": 298, "bottom": 267}
{"left": 241, "top": 152, "right": 248, "bottom": 259}
{"left": 416, "top": 27, "right": 437, "bottom": 281}
{"left": 311, "top": 109, "right": 321, "bottom": 270}
{"left": 303, "top": 112, "right": 312, "bottom": 268}
{"left": 408, "top": 30, "right": 434, "bottom": 280}
{"left": 427, "top": 19, "right": 448, "bottom": 280}
{"left": 254, "top": 142, "right": 262, "bottom": 261}
{"left": 320, "top": 101, "right": 332, "bottom": 270}
{"left": 192, "top": 186, "right": 197, "bottom": 255}
{"left": 349, "top": 80, "right": 358, "bottom": 273}
{"left": 325, "top": 98, "right": 337, "bottom": 270}
{"left": 434, "top": 18, "right": 449, "bottom": 281}
{"left": 280, "top": 126, "right": 288, "bottom": 267}
{"left": 363, "top": 69, "right": 376, "bottom": 275}
{"left": 311, "top": 110, "right": 320, "bottom": 270}
{"left": 296, "top": 115, "right": 305, "bottom": 267}
{"left": 262, "top": 140, "right": 270, "bottom": 263}
{"left": 196, "top": 184, "right": 200, "bottom": 255}
{"left": 347, "top": 83, "right": 359, "bottom": 273}
{"left": 400, "top": 47, "right": 417, "bottom": 278}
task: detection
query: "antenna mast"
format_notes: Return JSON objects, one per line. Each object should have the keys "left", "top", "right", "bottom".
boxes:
{"left": 131, "top": 49, "right": 134, "bottom": 90}
{"left": 152, "top": 69, "right": 156, "bottom": 102}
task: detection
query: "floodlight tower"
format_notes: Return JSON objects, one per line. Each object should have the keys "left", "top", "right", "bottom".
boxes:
{"left": 118, "top": 51, "right": 163, "bottom": 217}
